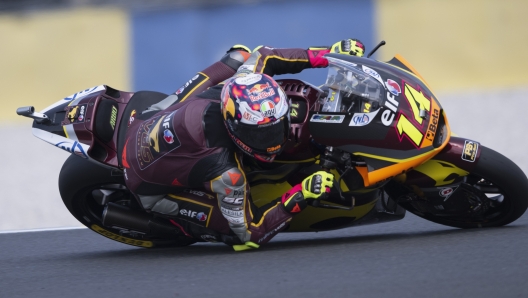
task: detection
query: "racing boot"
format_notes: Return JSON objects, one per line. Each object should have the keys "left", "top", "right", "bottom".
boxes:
{"left": 232, "top": 241, "right": 260, "bottom": 252}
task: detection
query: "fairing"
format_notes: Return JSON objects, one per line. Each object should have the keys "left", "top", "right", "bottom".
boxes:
{"left": 310, "top": 54, "right": 451, "bottom": 186}
{"left": 32, "top": 85, "right": 134, "bottom": 168}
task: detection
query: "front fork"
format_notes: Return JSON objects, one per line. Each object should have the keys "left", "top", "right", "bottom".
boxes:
{"left": 390, "top": 136, "right": 487, "bottom": 216}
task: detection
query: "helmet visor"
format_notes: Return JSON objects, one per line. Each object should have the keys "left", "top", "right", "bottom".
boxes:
{"left": 234, "top": 117, "right": 289, "bottom": 154}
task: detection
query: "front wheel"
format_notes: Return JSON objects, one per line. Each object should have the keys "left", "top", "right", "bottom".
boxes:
{"left": 59, "top": 155, "right": 196, "bottom": 248}
{"left": 399, "top": 146, "right": 528, "bottom": 228}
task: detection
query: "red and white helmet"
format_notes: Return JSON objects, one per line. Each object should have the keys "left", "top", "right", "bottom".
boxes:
{"left": 221, "top": 73, "right": 290, "bottom": 162}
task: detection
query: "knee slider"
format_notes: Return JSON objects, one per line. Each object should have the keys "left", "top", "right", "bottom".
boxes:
{"left": 138, "top": 194, "right": 180, "bottom": 217}
{"left": 151, "top": 197, "right": 180, "bottom": 217}
{"left": 138, "top": 194, "right": 165, "bottom": 210}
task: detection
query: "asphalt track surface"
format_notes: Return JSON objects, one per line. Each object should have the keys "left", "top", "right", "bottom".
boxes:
{"left": 1, "top": 212, "right": 527, "bottom": 298}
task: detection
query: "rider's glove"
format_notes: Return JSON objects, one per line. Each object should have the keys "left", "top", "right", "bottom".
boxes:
{"left": 308, "top": 39, "right": 365, "bottom": 68}
{"left": 281, "top": 171, "right": 334, "bottom": 214}
{"left": 330, "top": 39, "right": 365, "bottom": 57}
{"left": 302, "top": 171, "right": 334, "bottom": 199}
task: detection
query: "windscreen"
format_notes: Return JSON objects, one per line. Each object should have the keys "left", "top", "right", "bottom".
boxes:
{"left": 321, "top": 57, "right": 384, "bottom": 113}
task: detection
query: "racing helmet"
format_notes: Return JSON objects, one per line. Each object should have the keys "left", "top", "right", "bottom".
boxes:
{"left": 221, "top": 73, "right": 290, "bottom": 162}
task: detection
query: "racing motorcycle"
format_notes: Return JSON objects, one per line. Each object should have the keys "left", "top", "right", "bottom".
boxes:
{"left": 17, "top": 42, "right": 528, "bottom": 248}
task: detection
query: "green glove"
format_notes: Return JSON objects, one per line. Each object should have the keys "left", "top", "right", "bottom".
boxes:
{"left": 301, "top": 171, "right": 334, "bottom": 200}
{"left": 330, "top": 39, "right": 365, "bottom": 57}
{"left": 281, "top": 171, "right": 334, "bottom": 214}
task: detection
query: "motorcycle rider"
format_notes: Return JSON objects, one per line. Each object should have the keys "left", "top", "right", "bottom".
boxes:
{"left": 122, "top": 39, "right": 366, "bottom": 251}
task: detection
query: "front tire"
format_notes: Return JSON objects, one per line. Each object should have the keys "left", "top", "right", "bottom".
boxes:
{"left": 401, "top": 146, "right": 528, "bottom": 228}
{"left": 59, "top": 155, "right": 196, "bottom": 248}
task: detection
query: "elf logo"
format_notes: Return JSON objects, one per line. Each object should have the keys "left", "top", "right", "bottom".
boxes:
{"left": 179, "top": 209, "right": 207, "bottom": 221}
{"left": 162, "top": 111, "right": 176, "bottom": 130}
{"left": 381, "top": 91, "right": 400, "bottom": 126}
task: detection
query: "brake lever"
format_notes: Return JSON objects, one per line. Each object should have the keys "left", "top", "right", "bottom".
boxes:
{"left": 308, "top": 195, "right": 355, "bottom": 210}
{"left": 309, "top": 146, "right": 354, "bottom": 209}
{"left": 308, "top": 192, "right": 329, "bottom": 208}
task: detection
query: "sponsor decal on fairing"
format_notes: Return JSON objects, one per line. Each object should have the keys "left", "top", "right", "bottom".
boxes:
{"left": 128, "top": 110, "right": 136, "bottom": 127}
{"left": 65, "top": 85, "right": 105, "bottom": 102}
{"left": 66, "top": 105, "right": 87, "bottom": 123}
{"left": 55, "top": 140, "right": 89, "bottom": 159}
{"left": 33, "top": 126, "right": 91, "bottom": 159}
{"left": 385, "top": 79, "right": 401, "bottom": 96}
{"left": 78, "top": 105, "right": 85, "bottom": 122}
{"left": 462, "top": 140, "right": 479, "bottom": 162}
{"left": 310, "top": 114, "right": 345, "bottom": 123}
{"left": 39, "top": 85, "right": 105, "bottom": 115}
{"left": 362, "top": 65, "right": 384, "bottom": 86}
{"left": 439, "top": 187, "right": 457, "bottom": 201}
{"left": 381, "top": 87, "right": 400, "bottom": 127}
{"left": 109, "top": 106, "right": 118, "bottom": 130}
{"left": 348, "top": 109, "right": 380, "bottom": 127}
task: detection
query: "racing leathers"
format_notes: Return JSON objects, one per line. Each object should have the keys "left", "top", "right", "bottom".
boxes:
{"left": 122, "top": 45, "right": 338, "bottom": 248}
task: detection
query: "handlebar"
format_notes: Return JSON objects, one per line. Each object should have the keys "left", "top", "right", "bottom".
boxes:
{"left": 307, "top": 146, "right": 355, "bottom": 210}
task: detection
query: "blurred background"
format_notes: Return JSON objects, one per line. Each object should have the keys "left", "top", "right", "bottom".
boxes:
{"left": 1, "top": 0, "right": 527, "bottom": 231}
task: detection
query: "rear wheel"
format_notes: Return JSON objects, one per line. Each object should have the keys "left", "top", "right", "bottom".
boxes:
{"left": 399, "top": 146, "right": 528, "bottom": 228}
{"left": 59, "top": 155, "right": 196, "bottom": 248}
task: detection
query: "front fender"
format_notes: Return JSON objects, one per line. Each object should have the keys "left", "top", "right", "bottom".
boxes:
{"left": 402, "top": 136, "right": 481, "bottom": 187}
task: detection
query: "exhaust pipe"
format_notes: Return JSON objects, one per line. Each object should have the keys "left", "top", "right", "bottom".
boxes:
{"left": 102, "top": 203, "right": 180, "bottom": 237}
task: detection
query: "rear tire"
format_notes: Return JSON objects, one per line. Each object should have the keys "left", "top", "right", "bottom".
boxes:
{"left": 402, "top": 146, "right": 528, "bottom": 228}
{"left": 59, "top": 155, "right": 196, "bottom": 248}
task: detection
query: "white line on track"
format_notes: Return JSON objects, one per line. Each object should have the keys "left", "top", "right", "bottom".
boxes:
{"left": 0, "top": 226, "right": 87, "bottom": 234}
